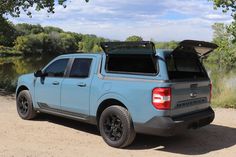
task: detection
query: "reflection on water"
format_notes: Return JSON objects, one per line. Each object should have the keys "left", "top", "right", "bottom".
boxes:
{"left": 0, "top": 55, "right": 56, "bottom": 91}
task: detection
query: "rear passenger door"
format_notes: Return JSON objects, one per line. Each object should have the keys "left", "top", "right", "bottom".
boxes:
{"left": 60, "top": 58, "right": 93, "bottom": 117}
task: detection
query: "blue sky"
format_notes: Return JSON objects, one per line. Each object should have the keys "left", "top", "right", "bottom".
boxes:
{"left": 9, "top": 0, "right": 233, "bottom": 41}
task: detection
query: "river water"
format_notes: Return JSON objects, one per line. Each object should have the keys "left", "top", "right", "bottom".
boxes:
{"left": 0, "top": 55, "right": 55, "bottom": 91}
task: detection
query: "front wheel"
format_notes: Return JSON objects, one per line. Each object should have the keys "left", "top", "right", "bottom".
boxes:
{"left": 99, "top": 105, "right": 136, "bottom": 148}
{"left": 16, "top": 90, "right": 37, "bottom": 120}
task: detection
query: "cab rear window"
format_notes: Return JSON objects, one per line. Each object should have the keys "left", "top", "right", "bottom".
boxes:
{"left": 106, "top": 54, "right": 158, "bottom": 75}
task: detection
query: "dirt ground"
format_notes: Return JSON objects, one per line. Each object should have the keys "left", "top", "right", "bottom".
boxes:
{"left": 0, "top": 93, "right": 236, "bottom": 157}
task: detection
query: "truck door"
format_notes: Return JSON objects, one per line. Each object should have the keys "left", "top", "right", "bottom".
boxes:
{"left": 60, "top": 57, "right": 94, "bottom": 117}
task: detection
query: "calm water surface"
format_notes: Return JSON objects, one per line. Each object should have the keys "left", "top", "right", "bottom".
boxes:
{"left": 0, "top": 55, "right": 55, "bottom": 91}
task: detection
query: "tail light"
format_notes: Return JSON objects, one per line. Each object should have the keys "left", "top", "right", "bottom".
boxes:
{"left": 152, "top": 87, "right": 171, "bottom": 110}
{"left": 209, "top": 83, "right": 212, "bottom": 103}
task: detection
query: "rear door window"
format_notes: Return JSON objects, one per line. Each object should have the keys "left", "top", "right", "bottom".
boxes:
{"left": 69, "top": 58, "right": 92, "bottom": 78}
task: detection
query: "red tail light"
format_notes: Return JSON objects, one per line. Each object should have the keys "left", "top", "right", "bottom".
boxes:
{"left": 152, "top": 87, "right": 171, "bottom": 110}
{"left": 209, "top": 83, "right": 212, "bottom": 103}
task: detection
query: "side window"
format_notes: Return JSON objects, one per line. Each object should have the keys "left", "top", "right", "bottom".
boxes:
{"left": 44, "top": 59, "right": 69, "bottom": 77}
{"left": 69, "top": 58, "right": 92, "bottom": 78}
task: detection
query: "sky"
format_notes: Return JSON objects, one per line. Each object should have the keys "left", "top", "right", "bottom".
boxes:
{"left": 8, "top": 0, "right": 233, "bottom": 41}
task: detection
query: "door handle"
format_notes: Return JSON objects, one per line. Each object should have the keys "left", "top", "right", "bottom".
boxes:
{"left": 77, "top": 82, "right": 86, "bottom": 87}
{"left": 52, "top": 81, "right": 60, "bottom": 85}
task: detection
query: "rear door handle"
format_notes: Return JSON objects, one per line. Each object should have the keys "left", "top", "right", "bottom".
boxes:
{"left": 77, "top": 82, "right": 86, "bottom": 87}
{"left": 52, "top": 81, "right": 60, "bottom": 85}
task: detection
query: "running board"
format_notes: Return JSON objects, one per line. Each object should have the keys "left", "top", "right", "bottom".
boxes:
{"left": 37, "top": 103, "right": 97, "bottom": 125}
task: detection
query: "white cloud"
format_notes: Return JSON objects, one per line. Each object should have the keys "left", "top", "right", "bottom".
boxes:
{"left": 7, "top": 0, "right": 233, "bottom": 41}
{"left": 205, "top": 14, "right": 230, "bottom": 20}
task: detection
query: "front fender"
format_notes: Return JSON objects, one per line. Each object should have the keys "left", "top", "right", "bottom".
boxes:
{"left": 16, "top": 74, "right": 37, "bottom": 108}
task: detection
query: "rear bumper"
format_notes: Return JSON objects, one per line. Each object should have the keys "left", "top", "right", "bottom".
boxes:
{"left": 134, "top": 107, "right": 215, "bottom": 136}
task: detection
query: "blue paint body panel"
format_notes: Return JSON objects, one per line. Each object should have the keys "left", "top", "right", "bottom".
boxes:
{"left": 16, "top": 50, "right": 214, "bottom": 135}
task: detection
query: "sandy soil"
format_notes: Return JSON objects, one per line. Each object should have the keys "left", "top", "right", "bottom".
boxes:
{"left": 0, "top": 93, "right": 236, "bottom": 157}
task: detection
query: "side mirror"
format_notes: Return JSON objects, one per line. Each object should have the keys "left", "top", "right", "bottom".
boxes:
{"left": 34, "top": 70, "right": 44, "bottom": 77}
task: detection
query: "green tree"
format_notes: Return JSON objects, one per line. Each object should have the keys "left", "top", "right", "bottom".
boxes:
{"left": 126, "top": 35, "right": 143, "bottom": 42}
{"left": 80, "top": 35, "right": 107, "bottom": 53}
{"left": 207, "top": 23, "right": 236, "bottom": 71}
{"left": 0, "top": 0, "right": 88, "bottom": 18}
{"left": 14, "top": 31, "right": 79, "bottom": 55}
{"left": 155, "top": 41, "right": 178, "bottom": 49}
{"left": 0, "top": 17, "right": 17, "bottom": 46}
{"left": 211, "top": 0, "right": 236, "bottom": 40}
{"left": 212, "top": 0, "right": 236, "bottom": 18}
{"left": 59, "top": 33, "right": 77, "bottom": 53}
{"left": 6, "top": 23, "right": 109, "bottom": 54}
{"left": 44, "top": 26, "right": 63, "bottom": 34}
{"left": 92, "top": 44, "right": 102, "bottom": 52}
{"left": 0, "top": 0, "right": 88, "bottom": 48}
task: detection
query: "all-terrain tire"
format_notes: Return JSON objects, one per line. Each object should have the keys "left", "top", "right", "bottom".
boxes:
{"left": 16, "top": 90, "right": 37, "bottom": 120}
{"left": 99, "top": 105, "right": 136, "bottom": 148}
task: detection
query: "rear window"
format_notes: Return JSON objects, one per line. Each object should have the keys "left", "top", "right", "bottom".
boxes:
{"left": 166, "top": 51, "right": 208, "bottom": 80}
{"left": 106, "top": 54, "right": 158, "bottom": 75}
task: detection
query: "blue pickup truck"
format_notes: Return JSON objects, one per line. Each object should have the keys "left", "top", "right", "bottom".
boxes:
{"left": 16, "top": 40, "right": 217, "bottom": 148}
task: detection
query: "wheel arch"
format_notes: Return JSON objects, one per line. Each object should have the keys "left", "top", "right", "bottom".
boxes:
{"left": 16, "top": 85, "right": 29, "bottom": 97}
{"left": 96, "top": 98, "right": 128, "bottom": 124}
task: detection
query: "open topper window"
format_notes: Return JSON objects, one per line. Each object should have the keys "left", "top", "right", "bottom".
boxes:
{"left": 176, "top": 40, "right": 218, "bottom": 57}
{"left": 101, "top": 41, "right": 158, "bottom": 75}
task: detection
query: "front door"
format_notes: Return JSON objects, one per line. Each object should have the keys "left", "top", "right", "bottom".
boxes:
{"left": 35, "top": 58, "right": 69, "bottom": 110}
{"left": 60, "top": 58, "right": 93, "bottom": 117}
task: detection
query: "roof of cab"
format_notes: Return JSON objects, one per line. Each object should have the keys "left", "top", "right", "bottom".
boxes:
{"left": 57, "top": 53, "right": 102, "bottom": 59}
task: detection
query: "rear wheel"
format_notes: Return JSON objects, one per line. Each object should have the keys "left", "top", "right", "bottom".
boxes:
{"left": 16, "top": 90, "right": 37, "bottom": 120}
{"left": 99, "top": 105, "right": 136, "bottom": 148}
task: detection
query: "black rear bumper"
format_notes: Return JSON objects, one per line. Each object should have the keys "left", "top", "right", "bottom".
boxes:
{"left": 134, "top": 107, "right": 215, "bottom": 136}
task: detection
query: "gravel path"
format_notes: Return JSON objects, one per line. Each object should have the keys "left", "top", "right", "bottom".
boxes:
{"left": 0, "top": 94, "right": 236, "bottom": 157}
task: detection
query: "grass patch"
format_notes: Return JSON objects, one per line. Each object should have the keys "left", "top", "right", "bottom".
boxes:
{"left": 211, "top": 76, "right": 236, "bottom": 108}
{"left": 212, "top": 92, "right": 236, "bottom": 108}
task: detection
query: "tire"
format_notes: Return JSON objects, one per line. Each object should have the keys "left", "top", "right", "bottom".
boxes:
{"left": 16, "top": 90, "right": 37, "bottom": 120}
{"left": 99, "top": 105, "right": 136, "bottom": 148}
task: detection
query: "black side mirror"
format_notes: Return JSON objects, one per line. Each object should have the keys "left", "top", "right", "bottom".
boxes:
{"left": 34, "top": 70, "right": 44, "bottom": 77}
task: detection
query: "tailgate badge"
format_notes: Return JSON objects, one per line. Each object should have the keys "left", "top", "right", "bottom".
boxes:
{"left": 190, "top": 92, "right": 197, "bottom": 98}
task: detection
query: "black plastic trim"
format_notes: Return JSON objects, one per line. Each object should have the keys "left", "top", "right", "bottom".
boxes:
{"left": 37, "top": 102, "right": 97, "bottom": 125}
{"left": 134, "top": 107, "right": 215, "bottom": 136}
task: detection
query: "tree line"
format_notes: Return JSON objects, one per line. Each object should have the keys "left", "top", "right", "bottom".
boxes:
{"left": 0, "top": 22, "right": 109, "bottom": 55}
{"left": 0, "top": 23, "right": 180, "bottom": 55}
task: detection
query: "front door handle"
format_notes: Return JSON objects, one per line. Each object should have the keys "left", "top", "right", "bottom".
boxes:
{"left": 52, "top": 81, "right": 60, "bottom": 85}
{"left": 77, "top": 82, "right": 86, "bottom": 87}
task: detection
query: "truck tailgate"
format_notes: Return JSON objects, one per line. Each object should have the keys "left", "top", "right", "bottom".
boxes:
{"left": 170, "top": 80, "right": 211, "bottom": 117}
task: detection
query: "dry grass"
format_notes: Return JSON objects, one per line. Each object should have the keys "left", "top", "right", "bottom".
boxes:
{"left": 211, "top": 77, "right": 236, "bottom": 108}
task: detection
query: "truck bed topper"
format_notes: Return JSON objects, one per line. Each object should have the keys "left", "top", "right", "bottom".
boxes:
{"left": 101, "top": 40, "right": 218, "bottom": 57}
{"left": 174, "top": 40, "right": 218, "bottom": 57}
{"left": 101, "top": 41, "right": 156, "bottom": 55}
